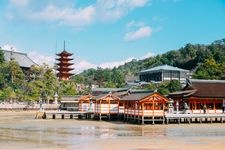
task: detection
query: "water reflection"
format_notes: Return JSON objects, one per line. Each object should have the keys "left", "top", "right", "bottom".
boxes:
{"left": 1, "top": 112, "right": 225, "bottom": 149}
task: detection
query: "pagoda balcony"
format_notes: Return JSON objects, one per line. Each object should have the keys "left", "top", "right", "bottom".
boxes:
{"left": 57, "top": 73, "right": 74, "bottom": 77}
{"left": 56, "top": 62, "right": 74, "bottom": 66}
{"left": 57, "top": 68, "right": 74, "bottom": 71}
{"left": 56, "top": 58, "right": 73, "bottom": 61}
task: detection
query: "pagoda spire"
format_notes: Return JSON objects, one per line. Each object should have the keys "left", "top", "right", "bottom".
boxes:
{"left": 56, "top": 42, "right": 74, "bottom": 80}
{"left": 64, "top": 40, "right": 66, "bottom": 51}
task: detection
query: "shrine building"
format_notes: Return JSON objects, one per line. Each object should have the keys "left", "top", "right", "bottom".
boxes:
{"left": 139, "top": 64, "right": 189, "bottom": 83}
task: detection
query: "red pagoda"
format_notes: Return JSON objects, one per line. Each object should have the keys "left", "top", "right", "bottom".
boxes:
{"left": 56, "top": 50, "right": 74, "bottom": 80}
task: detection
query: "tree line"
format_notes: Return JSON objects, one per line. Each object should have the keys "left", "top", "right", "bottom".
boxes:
{"left": 0, "top": 49, "right": 77, "bottom": 102}
{"left": 1, "top": 38, "right": 225, "bottom": 102}
{"left": 74, "top": 38, "right": 225, "bottom": 94}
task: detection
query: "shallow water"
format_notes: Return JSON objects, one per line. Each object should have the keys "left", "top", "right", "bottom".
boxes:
{"left": 0, "top": 112, "right": 225, "bottom": 150}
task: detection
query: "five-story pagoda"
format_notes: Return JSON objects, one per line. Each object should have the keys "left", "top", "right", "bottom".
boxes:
{"left": 56, "top": 47, "right": 74, "bottom": 80}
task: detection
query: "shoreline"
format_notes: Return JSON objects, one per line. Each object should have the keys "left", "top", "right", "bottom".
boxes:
{"left": 1, "top": 112, "right": 225, "bottom": 150}
{"left": 0, "top": 103, "right": 58, "bottom": 111}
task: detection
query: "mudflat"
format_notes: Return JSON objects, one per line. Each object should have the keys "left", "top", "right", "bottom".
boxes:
{"left": 0, "top": 111, "right": 225, "bottom": 150}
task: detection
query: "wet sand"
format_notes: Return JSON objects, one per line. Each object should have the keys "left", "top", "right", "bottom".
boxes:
{"left": 0, "top": 111, "right": 225, "bottom": 150}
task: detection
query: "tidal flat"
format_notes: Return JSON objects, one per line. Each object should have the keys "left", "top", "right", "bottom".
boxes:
{"left": 0, "top": 111, "right": 225, "bottom": 150}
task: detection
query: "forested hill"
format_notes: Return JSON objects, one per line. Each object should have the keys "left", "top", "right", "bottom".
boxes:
{"left": 75, "top": 38, "right": 225, "bottom": 87}
{"left": 118, "top": 38, "right": 225, "bottom": 77}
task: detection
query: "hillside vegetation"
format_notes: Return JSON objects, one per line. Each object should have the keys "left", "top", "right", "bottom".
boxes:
{"left": 74, "top": 38, "right": 225, "bottom": 87}
{"left": 1, "top": 38, "right": 225, "bottom": 101}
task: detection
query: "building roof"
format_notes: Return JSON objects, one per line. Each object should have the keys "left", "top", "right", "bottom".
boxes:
{"left": 91, "top": 88, "right": 129, "bottom": 96}
{"left": 56, "top": 50, "right": 73, "bottom": 56}
{"left": 120, "top": 90, "right": 168, "bottom": 102}
{"left": 185, "top": 79, "right": 225, "bottom": 98}
{"left": 92, "top": 88, "right": 129, "bottom": 92}
{"left": 169, "top": 79, "right": 225, "bottom": 98}
{"left": 140, "top": 64, "right": 189, "bottom": 74}
{"left": 120, "top": 92, "right": 152, "bottom": 101}
{"left": 91, "top": 93, "right": 120, "bottom": 101}
{"left": 2, "top": 50, "right": 37, "bottom": 68}
{"left": 60, "top": 96, "right": 81, "bottom": 102}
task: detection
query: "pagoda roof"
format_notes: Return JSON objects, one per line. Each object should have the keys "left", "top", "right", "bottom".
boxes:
{"left": 56, "top": 57, "right": 73, "bottom": 61}
{"left": 56, "top": 50, "right": 73, "bottom": 56}
{"left": 57, "top": 73, "right": 74, "bottom": 76}
{"left": 56, "top": 62, "right": 74, "bottom": 66}
{"left": 57, "top": 67, "right": 74, "bottom": 71}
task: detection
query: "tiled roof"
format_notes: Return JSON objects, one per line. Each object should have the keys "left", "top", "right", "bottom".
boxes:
{"left": 169, "top": 79, "right": 225, "bottom": 98}
{"left": 92, "top": 88, "right": 129, "bottom": 92}
{"left": 168, "top": 90, "right": 197, "bottom": 98}
{"left": 140, "top": 64, "right": 189, "bottom": 73}
{"left": 91, "top": 88, "right": 129, "bottom": 96}
{"left": 61, "top": 95, "right": 81, "bottom": 101}
{"left": 120, "top": 92, "right": 153, "bottom": 101}
{"left": 56, "top": 50, "right": 73, "bottom": 56}
{"left": 2, "top": 50, "right": 37, "bottom": 68}
{"left": 185, "top": 79, "right": 225, "bottom": 98}
{"left": 91, "top": 93, "right": 120, "bottom": 101}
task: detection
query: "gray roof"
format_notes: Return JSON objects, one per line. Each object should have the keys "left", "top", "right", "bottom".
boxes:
{"left": 140, "top": 65, "right": 189, "bottom": 74}
{"left": 189, "top": 79, "right": 225, "bottom": 84}
{"left": 120, "top": 92, "right": 153, "bottom": 101}
{"left": 2, "top": 50, "right": 37, "bottom": 68}
{"left": 91, "top": 93, "right": 120, "bottom": 101}
{"left": 61, "top": 96, "right": 81, "bottom": 101}
{"left": 92, "top": 88, "right": 129, "bottom": 93}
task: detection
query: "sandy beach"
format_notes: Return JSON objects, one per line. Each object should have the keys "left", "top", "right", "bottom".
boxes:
{"left": 0, "top": 111, "right": 225, "bottom": 150}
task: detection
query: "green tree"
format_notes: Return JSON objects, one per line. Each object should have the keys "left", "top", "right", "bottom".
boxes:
{"left": 112, "top": 68, "right": 125, "bottom": 88}
{"left": 167, "top": 80, "right": 182, "bottom": 92}
{"left": 0, "top": 48, "right": 5, "bottom": 64}
{"left": 42, "top": 66, "right": 58, "bottom": 102}
{"left": 8, "top": 60, "right": 25, "bottom": 89}
{"left": 58, "top": 81, "right": 77, "bottom": 96}
{"left": 193, "top": 58, "right": 221, "bottom": 79}
{"left": 94, "top": 67, "right": 105, "bottom": 87}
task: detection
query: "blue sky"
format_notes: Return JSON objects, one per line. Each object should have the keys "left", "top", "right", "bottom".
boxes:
{"left": 0, "top": 0, "right": 225, "bottom": 73}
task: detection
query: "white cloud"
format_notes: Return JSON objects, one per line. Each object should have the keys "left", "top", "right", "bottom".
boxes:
{"left": 1, "top": 44, "right": 18, "bottom": 51}
{"left": 96, "top": 0, "right": 149, "bottom": 21}
{"left": 9, "top": 0, "right": 29, "bottom": 7}
{"left": 28, "top": 51, "right": 155, "bottom": 74}
{"left": 6, "top": 0, "right": 150, "bottom": 27}
{"left": 32, "top": 5, "right": 96, "bottom": 27}
{"left": 126, "top": 20, "right": 145, "bottom": 30}
{"left": 124, "top": 26, "right": 152, "bottom": 41}
{"left": 4, "top": 44, "right": 155, "bottom": 74}
{"left": 28, "top": 51, "right": 55, "bottom": 67}
{"left": 99, "top": 57, "right": 135, "bottom": 69}
{"left": 140, "top": 52, "right": 155, "bottom": 59}
{"left": 73, "top": 60, "right": 97, "bottom": 74}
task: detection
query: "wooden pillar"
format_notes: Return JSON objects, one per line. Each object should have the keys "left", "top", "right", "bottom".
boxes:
{"left": 162, "top": 103, "right": 165, "bottom": 124}
{"left": 195, "top": 100, "right": 197, "bottom": 112}
{"left": 142, "top": 102, "right": 144, "bottom": 124}
{"left": 108, "top": 99, "right": 110, "bottom": 120}
{"left": 138, "top": 102, "right": 140, "bottom": 123}
{"left": 152, "top": 98, "right": 155, "bottom": 125}
{"left": 99, "top": 100, "right": 102, "bottom": 121}
{"left": 80, "top": 101, "right": 83, "bottom": 111}
{"left": 213, "top": 101, "right": 216, "bottom": 113}
{"left": 117, "top": 99, "right": 120, "bottom": 119}
{"left": 124, "top": 101, "right": 126, "bottom": 121}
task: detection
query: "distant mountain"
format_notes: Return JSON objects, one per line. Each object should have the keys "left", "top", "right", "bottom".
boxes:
{"left": 75, "top": 38, "right": 225, "bottom": 87}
